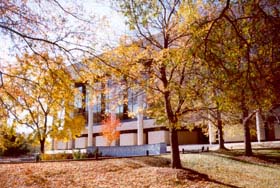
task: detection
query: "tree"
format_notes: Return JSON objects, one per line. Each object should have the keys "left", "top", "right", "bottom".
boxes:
{"left": 111, "top": 0, "right": 280, "bottom": 161}
{"left": 201, "top": 101, "right": 227, "bottom": 150}
{"left": 101, "top": 115, "right": 121, "bottom": 146}
{"left": 202, "top": 0, "right": 280, "bottom": 156}
{"left": 102, "top": 0, "right": 210, "bottom": 169}
{"left": 0, "top": 53, "right": 85, "bottom": 153}
{"left": 0, "top": 0, "right": 99, "bottom": 104}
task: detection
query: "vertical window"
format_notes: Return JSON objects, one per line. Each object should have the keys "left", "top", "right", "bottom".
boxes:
{"left": 128, "top": 89, "right": 138, "bottom": 117}
{"left": 74, "top": 83, "right": 86, "bottom": 113}
{"left": 93, "top": 94, "right": 101, "bottom": 123}
{"left": 74, "top": 86, "right": 83, "bottom": 109}
{"left": 92, "top": 82, "right": 106, "bottom": 124}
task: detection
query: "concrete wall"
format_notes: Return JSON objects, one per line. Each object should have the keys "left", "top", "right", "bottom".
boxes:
{"left": 67, "top": 140, "right": 74, "bottom": 150}
{"left": 207, "top": 123, "right": 245, "bottom": 143}
{"left": 95, "top": 136, "right": 107, "bottom": 146}
{"left": 208, "top": 123, "right": 217, "bottom": 144}
{"left": 95, "top": 136, "right": 118, "bottom": 146}
{"left": 81, "top": 119, "right": 156, "bottom": 135}
{"left": 256, "top": 112, "right": 266, "bottom": 141}
{"left": 148, "top": 130, "right": 169, "bottom": 145}
{"left": 56, "top": 141, "right": 68, "bottom": 150}
{"left": 120, "top": 133, "right": 137, "bottom": 146}
{"left": 224, "top": 124, "right": 244, "bottom": 142}
{"left": 75, "top": 137, "right": 87, "bottom": 149}
{"left": 87, "top": 143, "right": 167, "bottom": 157}
{"left": 86, "top": 135, "right": 96, "bottom": 147}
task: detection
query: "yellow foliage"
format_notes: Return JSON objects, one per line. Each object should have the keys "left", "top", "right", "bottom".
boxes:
{"left": 1, "top": 52, "right": 83, "bottom": 153}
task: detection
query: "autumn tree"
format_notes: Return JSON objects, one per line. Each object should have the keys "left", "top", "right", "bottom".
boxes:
{"left": 199, "top": 91, "right": 228, "bottom": 150}
{"left": 110, "top": 0, "right": 280, "bottom": 161}
{"left": 0, "top": 53, "right": 85, "bottom": 153}
{"left": 201, "top": 0, "right": 280, "bottom": 156}
{"left": 103, "top": 0, "right": 211, "bottom": 169}
{"left": 0, "top": 0, "right": 100, "bottom": 103}
{"left": 0, "top": 102, "right": 9, "bottom": 152}
{"left": 101, "top": 115, "right": 121, "bottom": 146}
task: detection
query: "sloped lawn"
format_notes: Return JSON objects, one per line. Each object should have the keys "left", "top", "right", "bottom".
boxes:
{"left": 0, "top": 150, "right": 279, "bottom": 188}
{"left": 180, "top": 149, "right": 280, "bottom": 188}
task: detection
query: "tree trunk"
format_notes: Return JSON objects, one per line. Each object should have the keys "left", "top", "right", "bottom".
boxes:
{"left": 242, "top": 109, "right": 253, "bottom": 156}
{"left": 122, "top": 87, "right": 129, "bottom": 119}
{"left": 217, "top": 123, "right": 226, "bottom": 150}
{"left": 40, "top": 139, "right": 45, "bottom": 154}
{"left": 101, "top": 82, "right": 106, "bottom": 120}
{"left": 160, "top": 65, "right": 181, "bottom": 168}
{"left": 169, "top": 128, "right": 182, "bottom": 169}
{"left": 217, "top": 110, "right": 226, "bottom": 150}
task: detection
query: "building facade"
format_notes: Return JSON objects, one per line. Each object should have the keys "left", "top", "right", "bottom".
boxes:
{"left": 54, "top": 81, "right": 280, "bottom": 150}
{"left": 54, "top": 81, "right": 208, "bottom": 150}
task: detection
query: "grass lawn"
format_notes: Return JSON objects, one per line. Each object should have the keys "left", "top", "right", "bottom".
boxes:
{"left": 179, "top": 149, "right": 280, "bottom": 188}
{"left": 0, "top": 149, "right": 279, "bottom": 188}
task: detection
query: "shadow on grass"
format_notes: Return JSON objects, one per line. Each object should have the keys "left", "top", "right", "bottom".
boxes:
{"left": 129, "top": 155, "right": 171, "bottom": 167}
{"left": 130, "top": 156, "right": 240, "bottom": 188}
{"left": 253, "top": 149, "right": 280, "bottom": 163}
{"left": 180, "top": 167, "right": 241, "bottom": 188}
{"left": 209, "top": 149, "right": 280, "bottom": 169}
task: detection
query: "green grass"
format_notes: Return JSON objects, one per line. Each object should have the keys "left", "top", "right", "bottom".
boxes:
{"left": 179, "top": 149, "right": 280, "bottom": 188}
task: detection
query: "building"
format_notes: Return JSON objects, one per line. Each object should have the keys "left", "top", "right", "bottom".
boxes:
{"left": 54, "top": 78, "right": 209, "bottom": 150}
{"left": 53, "top": 35, "right": 280, "bottom": 150}
{"left": 54, "top": 77, "right": 280, "bottom": 150}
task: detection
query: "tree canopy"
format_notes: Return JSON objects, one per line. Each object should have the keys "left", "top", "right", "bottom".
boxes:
{"left": 0, "top": 53, "right": 85, "bottom": 153}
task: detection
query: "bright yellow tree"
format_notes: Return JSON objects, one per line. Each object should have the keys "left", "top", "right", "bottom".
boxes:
{"left": 0, "top": 53, "right": 85, "bottom": 153}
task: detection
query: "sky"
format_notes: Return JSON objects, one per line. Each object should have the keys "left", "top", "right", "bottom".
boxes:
{"left": 81, "top": 0, "right": 129, "bottom": 50}
{"left": 0, "top": 0, "right": 128, "bottom": 66}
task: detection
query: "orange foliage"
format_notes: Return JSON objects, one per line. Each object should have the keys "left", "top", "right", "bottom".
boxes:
{"left": 101, "top": 115, "right": 120, "bottom": 146}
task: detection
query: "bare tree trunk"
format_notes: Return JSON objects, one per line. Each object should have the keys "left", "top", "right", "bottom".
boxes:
{"left": 242, "top": 109, "right": 253, "bottom": 156}
{"left": 40, "top": 139, "right": 45, "bottom": 154}
{"left": 123, "top": 87, "right": 129, "bottom": 119}
{"left": 169, "top": 128, "right": 182, "bottom": 169}
{"left": 161, "top": 65, "right": 182, "bottom": 168}
{"left": 217, "top": 123, "right": 225, "bottom": 150}
{"left": 101, "top": 82, "right": 106, "bottom": 120}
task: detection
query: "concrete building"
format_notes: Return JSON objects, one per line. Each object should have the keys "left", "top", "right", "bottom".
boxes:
{"left": 54, "top": 80, "right": 208, "bottom": 150}
{"left": 54, "top": 78, "right": 280, "bottom": 151}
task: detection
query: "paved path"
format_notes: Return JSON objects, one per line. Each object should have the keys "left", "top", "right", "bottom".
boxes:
{"left": 166, "top": 141, "right": 280, "bottom": 152}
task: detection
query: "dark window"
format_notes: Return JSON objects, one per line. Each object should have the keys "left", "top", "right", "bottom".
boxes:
{"left": 74, "top": 83, "right": 86, "bottom": 114}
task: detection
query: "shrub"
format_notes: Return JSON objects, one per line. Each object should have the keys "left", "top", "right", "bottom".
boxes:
{"left": 72, "top": 150, "right": 82, "bottom": 159}
{"left": 40, "top": 153, "right": 52, "bottom": 161}
{"left": 72, "top": 149, "right": 88, "bottom": 160}
{"left": 40, "top": 152, "right": 72, "bottom": 161}
{"left": 87, "top": 147, "right": 102, "bottom": 159}
{"left": 0, "top": 125, "right": 31, "bottom": 156}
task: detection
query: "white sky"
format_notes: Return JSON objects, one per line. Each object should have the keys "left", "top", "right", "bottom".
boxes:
{"left": 80, "top": 0, "right": 129, "bottom": 51}
{"left": 0, "top": 0, "right": 128, "bottom": 66}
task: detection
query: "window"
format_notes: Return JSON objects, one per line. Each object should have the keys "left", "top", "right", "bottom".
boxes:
{"left": 74, "top": 83, "right": 86, "bottom": 113}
